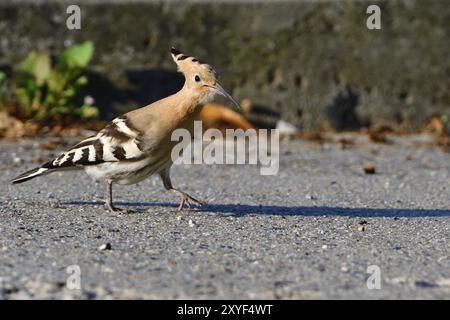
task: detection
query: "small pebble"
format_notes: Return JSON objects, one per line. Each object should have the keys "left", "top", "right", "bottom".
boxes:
{"left": 98, "top": 243, "right": 112, "bottom": 251}
{"left": 188, "top": 219, "right": 196, "bottom": 228}
{"left": 341, "top": 266, "right": 349, "bottom": 273}
{"left": 436, "top": 278, "right": 450, "bottom": 287}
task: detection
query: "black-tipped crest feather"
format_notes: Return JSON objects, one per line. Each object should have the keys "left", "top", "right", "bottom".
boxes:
{"left": 171, "top": 47, "right": 181, "bottom": 56}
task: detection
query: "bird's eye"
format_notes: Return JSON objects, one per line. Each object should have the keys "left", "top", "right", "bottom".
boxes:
{"left": 194, "top": 75, "right": 201, "bottom": 82}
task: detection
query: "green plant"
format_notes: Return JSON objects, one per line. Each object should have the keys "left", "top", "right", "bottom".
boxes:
{"left": 14, "top": 41, "right": 98, "bottom": 123}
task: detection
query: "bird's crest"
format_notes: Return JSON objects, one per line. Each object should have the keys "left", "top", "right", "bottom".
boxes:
{"left": 170, "top": 47, "right": 217, "bottom": 78}
{"left": 169, "top": 47, "right": 240, "bottom": 109}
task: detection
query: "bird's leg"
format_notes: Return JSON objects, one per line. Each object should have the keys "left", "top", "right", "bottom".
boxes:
{"left": 105, "top": 180, "right": 121, "bottom": 212}
{"left": 159, "top": 168, "right": 203, "bottom": 211}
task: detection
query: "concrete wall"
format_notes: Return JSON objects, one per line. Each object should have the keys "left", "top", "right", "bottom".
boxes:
{"left": 0, "top": 0, "right": 449, "bottom": 130}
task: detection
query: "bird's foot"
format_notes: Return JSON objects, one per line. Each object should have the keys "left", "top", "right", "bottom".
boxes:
{"left": 175, "top": 191, "right": 203, "bottom": 211}
{"left": 106, "top": 202, "right": 123, "bottom": 213}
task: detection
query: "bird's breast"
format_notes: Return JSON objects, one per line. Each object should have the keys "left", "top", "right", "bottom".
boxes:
{"left": 84, "top": 152, "right": 171, "bottom": 185}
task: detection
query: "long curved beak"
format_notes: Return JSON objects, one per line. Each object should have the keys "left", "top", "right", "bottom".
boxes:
{"left": 209, "top": 83, "right": 241, "bottom": 110}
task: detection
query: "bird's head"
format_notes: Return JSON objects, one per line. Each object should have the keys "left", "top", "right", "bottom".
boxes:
{"left": 170, "top": 47, "right": 240, "bottom": 109}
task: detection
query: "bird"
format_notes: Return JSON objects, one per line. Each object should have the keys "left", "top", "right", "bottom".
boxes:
{"left": 11, "top": 47, "right": 240, "bottom": 212}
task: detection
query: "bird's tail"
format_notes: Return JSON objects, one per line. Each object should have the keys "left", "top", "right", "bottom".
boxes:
{"left": 11, "top": 163, "right": 52, "bottom": 184}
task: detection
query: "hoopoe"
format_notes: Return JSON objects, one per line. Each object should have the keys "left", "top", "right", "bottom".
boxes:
{"left": 11, "top": 48, "right": 240, "bottom": 212}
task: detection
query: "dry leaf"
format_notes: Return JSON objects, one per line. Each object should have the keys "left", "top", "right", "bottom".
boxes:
{"left": 200, "top": 103, "right": 253, "bottom": 130}
{"left": 422, "top": 117, "right": 444, "bottom": 136}
{"left": 363, "top": 162, "right": 376, "bottom": 174}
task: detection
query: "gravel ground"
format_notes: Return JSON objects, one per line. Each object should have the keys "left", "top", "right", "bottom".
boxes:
{"left": 0, "top": 133, "right": 449, "bottom": 299}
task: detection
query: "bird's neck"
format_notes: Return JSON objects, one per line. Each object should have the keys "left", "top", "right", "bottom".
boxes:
{"left": 175, "top": 87, "right": 208, "bottom": 115}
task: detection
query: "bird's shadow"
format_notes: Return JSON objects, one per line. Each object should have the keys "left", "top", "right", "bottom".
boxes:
{"left": 62, "top": 201, "right": 450, "bottom": 218}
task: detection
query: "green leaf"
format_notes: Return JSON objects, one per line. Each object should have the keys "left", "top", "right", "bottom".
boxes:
{"left": 75, "top": 75, "right": 88, "bottom": 86}
{"left": 60, "top": 41, "right": 94, "bottom": 68}
{"left": 20, "top": 51, "right": 51, "bottom": 86}
{"left": 62, "top": 88, "right": 76, "bottom": 98}
{"left": 15, "top": 87, "right": 31, "bottom": 108}
{"left": 47, "top": 70, "right": 65, "bottom": 93}
{"left": 0, "top": 71, "right": 7, "bottom": 100}
{"left": 81, "top": 104, "right": 99, "bottom": 119}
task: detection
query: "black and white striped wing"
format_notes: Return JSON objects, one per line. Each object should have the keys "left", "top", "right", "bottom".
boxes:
{"left": 11, "top": 116, "right": 146, "bottom": 184}
{"left": 49, "top": 116, "right": 145, "bottom": 169}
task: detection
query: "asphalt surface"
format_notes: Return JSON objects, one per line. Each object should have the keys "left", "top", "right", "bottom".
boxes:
{"left": 0, "top": 133, "right": 449, "bottom": 299}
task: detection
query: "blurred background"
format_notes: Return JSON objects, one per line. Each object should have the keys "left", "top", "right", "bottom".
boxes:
{"left": 0, "top": 0, "right": 448, "bottom": 137}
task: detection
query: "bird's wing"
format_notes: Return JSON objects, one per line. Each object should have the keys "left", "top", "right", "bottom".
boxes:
{"left": 48, "top": 115, "right": 146, "bottom": 169}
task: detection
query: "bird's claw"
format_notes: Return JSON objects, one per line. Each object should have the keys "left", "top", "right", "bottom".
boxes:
{"left": 108, "top": 207, "right": 121, "bottom": 213}
{"left": 178, "top": 193, "right": 203, "bottom": 211}
{"left": 106, "top": 203, "right": 123, "bottom": 213}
